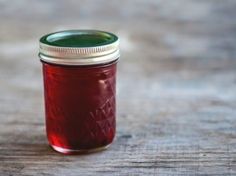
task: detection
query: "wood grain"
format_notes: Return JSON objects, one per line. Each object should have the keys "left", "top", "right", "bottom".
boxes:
{"left": 0, "top": 0, "right": 236, "bottom": 175}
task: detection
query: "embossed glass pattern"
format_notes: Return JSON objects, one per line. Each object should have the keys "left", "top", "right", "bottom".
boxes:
{"left": 43, "top": 62, "right": 117, "bottom": 152}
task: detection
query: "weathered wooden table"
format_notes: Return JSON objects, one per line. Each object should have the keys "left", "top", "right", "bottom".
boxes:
{"left": 0, "top": 0, "right": 236, "bottom": 175}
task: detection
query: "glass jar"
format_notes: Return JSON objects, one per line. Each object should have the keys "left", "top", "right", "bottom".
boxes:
{"left": 39, "top": 30, "right": 119, "bottom": 154}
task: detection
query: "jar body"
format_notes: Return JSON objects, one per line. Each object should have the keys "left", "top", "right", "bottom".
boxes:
{"left": 42, "top": 61, "right": 117, "bottom": 154}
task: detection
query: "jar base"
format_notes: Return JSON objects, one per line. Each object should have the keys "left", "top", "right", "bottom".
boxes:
{"left": 50, "top": 144, "right": 111, "bottom": 155}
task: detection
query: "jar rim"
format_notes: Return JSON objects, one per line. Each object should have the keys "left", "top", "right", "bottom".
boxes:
{"left": 39, "top": 30, "right": 120, "bottom": 66}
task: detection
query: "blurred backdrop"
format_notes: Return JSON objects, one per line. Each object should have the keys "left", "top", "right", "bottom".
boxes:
{"left": 1, "top": 0, "right": 236, "bottom": 100}
{"left": 0, "top": 0, "right": 236, "bottom": 175}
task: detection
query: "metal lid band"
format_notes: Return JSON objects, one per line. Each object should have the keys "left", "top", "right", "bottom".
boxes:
{"left": 39, "top": 30, "right": 119, "bottom": 65}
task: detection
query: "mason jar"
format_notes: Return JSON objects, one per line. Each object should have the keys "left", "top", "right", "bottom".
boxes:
{"left": 38, "top": 30, "right": 119, "bottom": 154}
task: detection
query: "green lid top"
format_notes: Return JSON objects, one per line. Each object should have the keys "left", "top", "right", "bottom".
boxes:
{"left": 40, "top": 30, "right": 118, "bottom": 47}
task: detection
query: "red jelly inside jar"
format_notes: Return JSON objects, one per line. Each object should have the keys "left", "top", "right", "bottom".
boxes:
{"left": 39, "top": 30, "right": 119, "bottom": 154}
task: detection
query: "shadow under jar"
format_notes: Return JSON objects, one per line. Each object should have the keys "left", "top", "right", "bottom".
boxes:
{"left": 39, "top": 30, "right": 120, "bottom": 154}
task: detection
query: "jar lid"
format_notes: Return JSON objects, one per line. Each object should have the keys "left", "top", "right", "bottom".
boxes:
{"left": 39, "top": 30, "right": 120, "bottom": 65}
